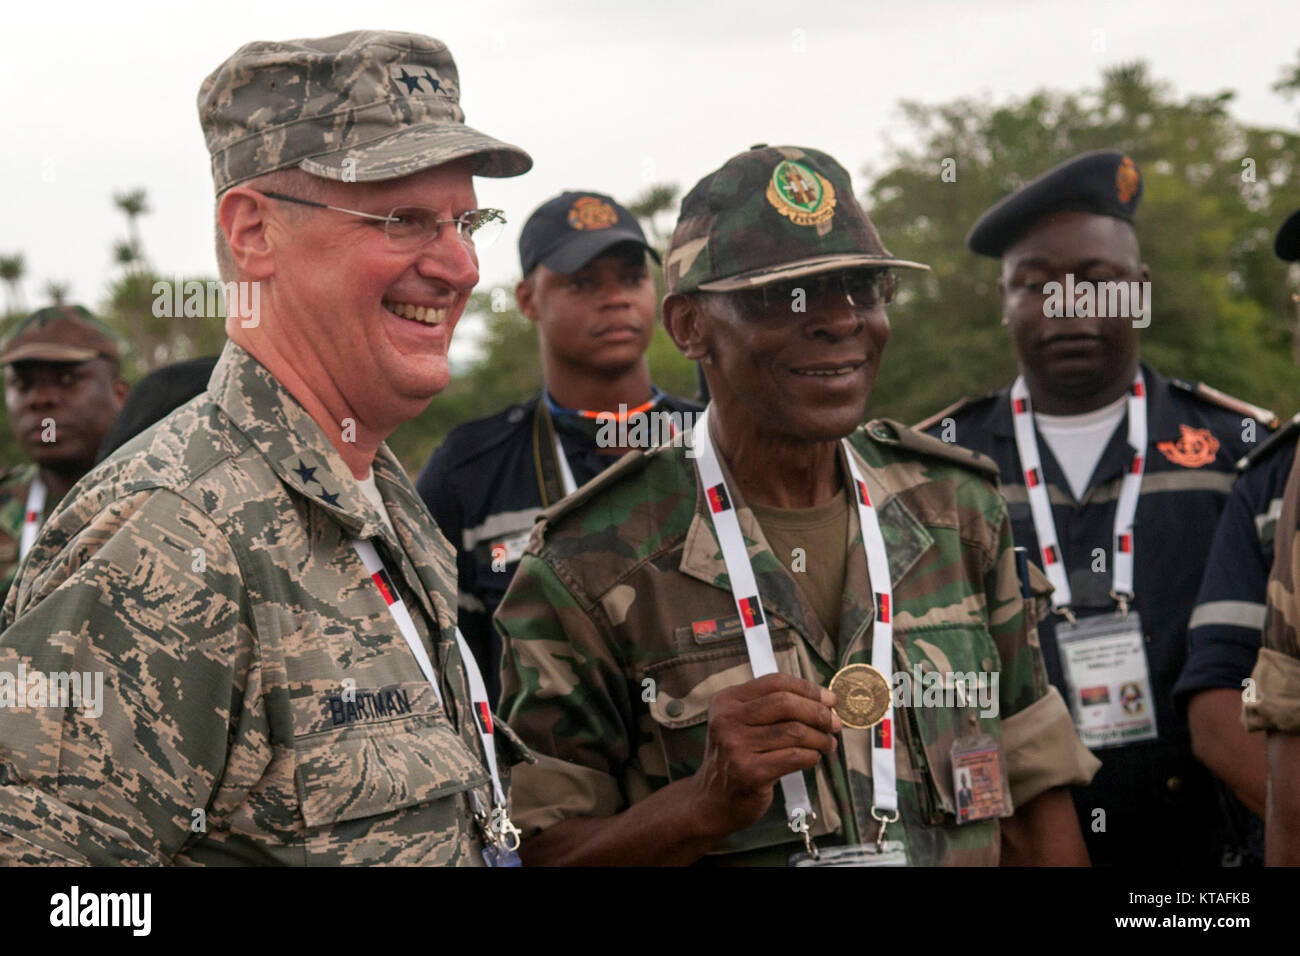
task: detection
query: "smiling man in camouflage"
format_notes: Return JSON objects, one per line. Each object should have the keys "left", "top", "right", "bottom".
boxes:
{"left": 495, "top": 145, "right": 1098, "bottom": 866}
{"left": 0, "top": 31, "right": 532, "bottom": 865}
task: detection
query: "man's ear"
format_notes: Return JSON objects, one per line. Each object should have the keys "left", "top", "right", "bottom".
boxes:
{"left": 515, "top": 275, "right": 539, "bottom": 324}
{"left": 112, "top": 378, "right": 130, "bottom": 407}
{"left": 662, "top": 293, "right": 711, "bottom": 361}
{"left": 220, "top": 187, "right": 277, "bottom": 281}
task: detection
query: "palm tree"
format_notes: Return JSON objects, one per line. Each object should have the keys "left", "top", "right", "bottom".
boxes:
{"left": 627, "top": 184, "right": 680, "bottom": 251}
{"left": 113, "top": 188, "right": 150, "bottom": 271}
{"left": 112, "top": 240, "right": 138, "bottom": 274}
{"left": 0, "top": 254, "right": 26, "bottom": 314}
{"left": 44, "top": 281, "right": 70, "bottom": 307}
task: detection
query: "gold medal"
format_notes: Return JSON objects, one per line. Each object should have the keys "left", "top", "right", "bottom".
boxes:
{"left": 829, "top": 663, "right": 891, "bottom": 729}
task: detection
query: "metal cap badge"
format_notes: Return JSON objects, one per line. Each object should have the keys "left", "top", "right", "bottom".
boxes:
{"left": 664, "top": 144, "right": 928, "bottom": 295}
{"left": 198, "top": 30, "right": 533, "bottom": 194}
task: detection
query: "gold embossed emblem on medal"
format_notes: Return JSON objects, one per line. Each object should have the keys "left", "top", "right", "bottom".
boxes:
{"left": 829, "top": 663, "right": 891, "bottom": 729}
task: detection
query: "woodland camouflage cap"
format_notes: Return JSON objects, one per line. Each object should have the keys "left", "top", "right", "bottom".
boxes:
{"left": 664, "top": 144, "right": 928, "bottom": 294}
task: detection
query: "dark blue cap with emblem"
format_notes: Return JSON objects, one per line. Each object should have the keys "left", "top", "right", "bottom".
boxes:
{"left": 518, "top": 191, "right": 660, "bottom": 276}
{"left": 966, "top": 149, "right": 1144, "bottom": 258}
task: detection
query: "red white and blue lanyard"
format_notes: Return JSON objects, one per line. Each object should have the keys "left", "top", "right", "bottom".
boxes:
{"left": 1009, "top": 370, "right": 1147, "bottom": 618}
{"left": 19, "top": 477, "right": 46, "bottom": 561}
{"left": 351, "top": 538, "right": 519, "bottom": 853}
{"left": 691, "top": 408, "right": 898, "bottom": 847}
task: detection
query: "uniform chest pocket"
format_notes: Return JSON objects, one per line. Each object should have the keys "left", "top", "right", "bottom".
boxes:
{"left": 895, "top": 624, "right": 1004, "bottom": 823}
{"left": 290, "top": 680, "right": 489, "bottom": 864}
{"left": 639, "top": 629, "right": 841, "bottom": 856}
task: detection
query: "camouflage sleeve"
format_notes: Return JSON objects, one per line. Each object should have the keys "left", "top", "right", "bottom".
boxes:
{"left": 0, "top": 488, "right": 260, "bottom": 864}
{"left": 495, "top": 550, "right": 633, "bottom": 839}
{"left": 982, "top": 500, "right": 1100, "bottom": 807}
{"left": 1246, "top": 443, "right": 1300, "bottom": 733}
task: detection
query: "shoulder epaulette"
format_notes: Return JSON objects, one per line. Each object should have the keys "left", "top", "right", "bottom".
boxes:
{"left": 536, "top": 443, "right": 661, "bottom": 527}
{"left": 913, "top": 397, "right": 975, "bottom": 434}
{"left": 1172, "top": 379, "right": 1279, "bottom": 430}
{"left": 1237, "top": 410, "right": 1300, "bottom": 471}
{"left": 864, "top": 418, "right": 1000, "bottom": 481}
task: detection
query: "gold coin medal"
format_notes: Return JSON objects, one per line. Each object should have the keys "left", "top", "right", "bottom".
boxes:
{"left": 829, "top": 662, "right": 891, "bottom": 729}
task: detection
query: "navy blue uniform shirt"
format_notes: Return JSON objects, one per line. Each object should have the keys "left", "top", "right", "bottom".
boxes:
{"left": 923, "top": 363, "right": 1267, "bottom": 866}
{"left": 417, "top": 391, "right": 701, "bottom": 706}
{"left": 1173, "top": 428, "right": 1297, "bottom": 864}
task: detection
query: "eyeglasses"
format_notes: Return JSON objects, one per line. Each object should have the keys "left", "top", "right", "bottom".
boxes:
{"left": 731, "top": 269, "right": 898, "bottom": 316}
{"left": 260, "top": 191, "right": 507, "bottom": 250}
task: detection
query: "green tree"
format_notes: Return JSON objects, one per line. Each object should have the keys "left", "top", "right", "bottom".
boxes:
{"left": 861, "top": 61, "right": 1300, "bottom": 427}
{"left": 43, "top": 281, "right": 70, "bottom": 307}
{"left": 0, "top": 254, "right": 26, "bottom": 316}
{"left": 113, "top": 188, "right": 151, "bottom": 274}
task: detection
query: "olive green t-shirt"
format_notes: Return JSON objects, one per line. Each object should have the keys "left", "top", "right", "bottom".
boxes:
{"left": 749, "top": 488, "right": 850, "bottom": 643}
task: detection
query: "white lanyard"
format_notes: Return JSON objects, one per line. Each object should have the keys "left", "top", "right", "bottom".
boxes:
{"left": 350, "top": 539, "right": 517, "bottom": 846}
{"left": 1009, "top": 371, "right": 1147, "bottom": 615}
{"left": 552, "top": 432, "right": 578, "bottom": 497}
{"left": 690, "top": 408, "right": 898, "bottom": 837}
{"left": 18, "top": 476, "right": 46, "bottom": 561}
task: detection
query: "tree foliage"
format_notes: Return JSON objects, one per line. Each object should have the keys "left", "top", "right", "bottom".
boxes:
{"left": 861, "top": 61, "right": 1300, "bottom": 426}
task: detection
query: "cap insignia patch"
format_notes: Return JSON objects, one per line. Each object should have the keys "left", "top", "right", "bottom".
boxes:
{"left": 1116, "top": 156, "right": 1140, "bottom": 204}
{"left": 766, "top": 160, "right": 836, "bottom": 226}
{"left": 567, "top": 197, "right": 619, "bottom": 230}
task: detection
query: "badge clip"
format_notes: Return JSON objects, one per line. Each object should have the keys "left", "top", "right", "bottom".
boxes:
{"left": 1109, "top": 590, "right": 1131, "bottom": 619}
{"left": 791, "top": 809, "right": 818, "bottom": 860}
{"left": 871, "top": 806, "right": 899, "bottom": 851}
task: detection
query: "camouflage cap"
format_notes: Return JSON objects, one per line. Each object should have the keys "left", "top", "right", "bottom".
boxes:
{"left": 198, "top": 30, "right": 533, "bottom": 194}
{"left": 664, "top": 144, "right": 928, "bottom": 294}
{"left": 0, "top": 305, "right": 122, "bottom": 365}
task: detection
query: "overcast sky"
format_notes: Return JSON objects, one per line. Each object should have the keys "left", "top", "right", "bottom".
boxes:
{"left": 3, "top": 0, "right": 1298, "bottom": 362}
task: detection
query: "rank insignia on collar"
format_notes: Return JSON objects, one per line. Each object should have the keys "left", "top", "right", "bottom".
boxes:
{"left": 567, "top": 197, "right": 618, "bottom": 230}
{"left": 766, "top": 160, "right": 836, "bottom": 226}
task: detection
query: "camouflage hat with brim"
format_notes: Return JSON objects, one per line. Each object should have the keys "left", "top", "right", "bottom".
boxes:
{"left": 0, "top": 305, "right": 122, "bottom": 365}
{"left": 665, "top": 144, "right": 928, "bottom": 295}
{"left": 199, "top": 30, "right": 532, "bottom": 194}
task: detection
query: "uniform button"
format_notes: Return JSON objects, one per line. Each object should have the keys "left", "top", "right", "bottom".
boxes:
{"left": 981, "top": 657, "right": 993, "bottom": 672}
{"left": 665, "top": 699, "right": 684, "bottom": 717}
{"left": 1166, "top": 776, "right": 1182, "bottom": 793}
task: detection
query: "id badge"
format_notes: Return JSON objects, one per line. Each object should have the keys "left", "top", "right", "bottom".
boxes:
{"left": 481, "top": 844, "right": 523, "bottom": 867}
{"left": 950, "top": 733, "right": 1012, "bottom": 823}
{"left": 1056, "top": 611, "right": 1158, "bottom": 749}
{"left": 789, "top": 841, "right": 907, "bottom": 867}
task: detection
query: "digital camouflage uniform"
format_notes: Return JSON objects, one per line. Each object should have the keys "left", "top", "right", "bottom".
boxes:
{"left": 0, "top": 342, "right": 529, "bottom": 864}
{"left": 497, "top": 421, "right": 1100, "bottom": 865}
{"left": 0, "top": 463, "right": 40, "bottom": 605}
{"left": 1245, "top": 437, "right": 1300, "bottom": 734}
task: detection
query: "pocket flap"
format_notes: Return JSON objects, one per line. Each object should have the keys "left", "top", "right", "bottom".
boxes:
{"left": 294, "top": 713, "right": 489, "bottom": 828}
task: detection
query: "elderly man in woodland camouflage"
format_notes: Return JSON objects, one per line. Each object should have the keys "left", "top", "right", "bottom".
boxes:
{"left": 0, "top": 31, "right": 532, "bottom": 865}
{"left": 495, "top": 145, "right": 1099, "bottom": 866}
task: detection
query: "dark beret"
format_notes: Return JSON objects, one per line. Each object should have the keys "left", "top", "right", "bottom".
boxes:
{"left": 966, "top": 149, "right": 1143, "bottom": 258}
{"left": 1275, "top": 210, "right": 1300, "bottom": 262}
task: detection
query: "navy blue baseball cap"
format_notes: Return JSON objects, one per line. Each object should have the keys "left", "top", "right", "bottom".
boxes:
{"left": 518, "top": 191, "right": 660, "bottom": 276}
{"left": 967, "top": 149, "right": 1144, "bottom": 258}
{"left": 1275, "top": 210, "right": 1300, "bottom": 262}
